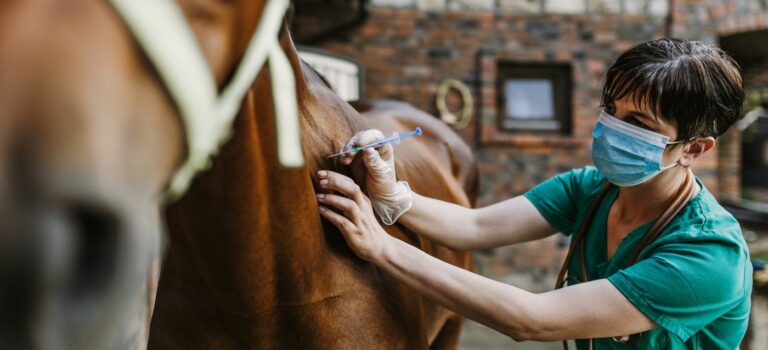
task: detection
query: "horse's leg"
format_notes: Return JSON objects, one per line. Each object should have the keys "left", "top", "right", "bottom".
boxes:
{"left": 429, "top": 314, "right": 464, "bottom": 350}
{"left": 348, "top": 99, "right": 478, "bottom": 350}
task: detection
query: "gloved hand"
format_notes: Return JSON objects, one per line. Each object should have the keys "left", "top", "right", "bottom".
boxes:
{"left": 340, "top": 129, "right": 413, "bottom": 225}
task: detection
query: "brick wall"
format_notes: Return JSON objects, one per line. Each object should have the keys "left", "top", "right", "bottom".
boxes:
{"left": 308, "top": 0, "right": 768, "bottom": 288}
{"left": 311, "top": 4, "right": 672, "bottom": 315}
{"left": 671, "top": 0, "right": 768, "bottom": 199}
{"left": 671, "top": 0, "right": 768, "bottom": 39}
{"left": 309, "top": 0, "right": 768, "bottom": 205}
{"left": 318, "top": 5, "right": 675, "bottom": 206}
{"left": 743, "top": 61, "right": 768, "bottom": 91}
{"left": 308, "top": 0, "right": 768, "bottom": 203}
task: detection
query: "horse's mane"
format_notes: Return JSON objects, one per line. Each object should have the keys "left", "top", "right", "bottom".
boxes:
{"left": 289, "top": 49, "right": 366, "bottom": 179}
{"left": 297, "top": 55, "right": 478, "bottom": 206}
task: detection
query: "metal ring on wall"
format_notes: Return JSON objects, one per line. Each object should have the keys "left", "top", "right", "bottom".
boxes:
{"left": 436, "top": 79, "right": 474, "bottom": 130}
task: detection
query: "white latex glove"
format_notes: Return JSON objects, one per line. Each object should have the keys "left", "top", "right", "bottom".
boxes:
{"left": 340, "top": 130, "right": 413, "bottom": 225}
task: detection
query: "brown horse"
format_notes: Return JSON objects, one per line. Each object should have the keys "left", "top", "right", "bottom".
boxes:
{"left": 148, "top": 7, "right": 477, "bottom": 350}
{"left": 149, "top": 20, "right": 477, "bottom": 348}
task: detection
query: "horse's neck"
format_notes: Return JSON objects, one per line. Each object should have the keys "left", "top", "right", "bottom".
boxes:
{"left": 279, "top": 27, "right": 365, "bottom": 176}
{"left": 156, "top": 21, "right": 377, "bottom": 333}
{"left": 175, "top": 0, "right": 358, "bottom": 162}
{"left": 153, "top": 17, "right": 454, "bottom": 347}
{"left": 162, "top": 19, "right": 362, "bottom": 280}
{"left": 176, "top": 0, "right": 266, "bottom": 86}
{"left": 173, "top": 0, "right": 357, "bottom": 179}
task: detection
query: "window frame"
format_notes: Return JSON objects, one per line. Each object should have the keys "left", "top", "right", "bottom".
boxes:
{"left": 496, "top": 62, "right": 572, "bottom": 134}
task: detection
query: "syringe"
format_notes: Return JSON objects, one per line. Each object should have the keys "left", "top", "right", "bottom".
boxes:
{"left": 327, "top": 127, "right": 423, "bottom": 158}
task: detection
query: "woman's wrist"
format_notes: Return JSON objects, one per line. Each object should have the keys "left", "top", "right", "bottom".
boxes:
{"left": 370, "top": 232, "right": 399, "bottom": 267}
{"left": 371, "top": 181, "right": 413, "bottom": 225}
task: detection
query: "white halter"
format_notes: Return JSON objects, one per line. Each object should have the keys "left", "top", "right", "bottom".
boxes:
{"left": 108, "top": 0, "right": 304, "bottom": 201}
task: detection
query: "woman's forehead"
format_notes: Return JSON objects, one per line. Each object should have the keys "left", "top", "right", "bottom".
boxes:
{"left": 610, "top": 95, "right": 679, "bottom": 132}
{"left": 611, "top": 96, "right": 662, "bottom": 121}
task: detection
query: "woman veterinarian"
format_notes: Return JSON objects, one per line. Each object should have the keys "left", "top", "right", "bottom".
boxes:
{"left": 316, "top": 38, "right": 752, "bottom": 349}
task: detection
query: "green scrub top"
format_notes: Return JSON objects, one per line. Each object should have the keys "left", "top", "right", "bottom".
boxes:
{"left": 524, "top": 167, "right": 752, "bottom": 350}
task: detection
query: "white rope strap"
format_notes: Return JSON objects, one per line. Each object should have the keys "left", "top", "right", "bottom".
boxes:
{"left": 108, "top": 0, "right": 303, "bottom": 201}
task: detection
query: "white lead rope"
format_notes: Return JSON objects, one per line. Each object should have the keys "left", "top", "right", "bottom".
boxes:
{"left": 108, "top": 0, "right": 303, "bottom": 201}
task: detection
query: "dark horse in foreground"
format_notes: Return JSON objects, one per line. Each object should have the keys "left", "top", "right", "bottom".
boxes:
{"left": 0, "top": 0, "right": 476, "bottom": 348}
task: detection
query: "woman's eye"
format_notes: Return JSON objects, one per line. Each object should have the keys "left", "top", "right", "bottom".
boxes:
{"left": 627, "top": 117, "right": 651, "bottom": 130}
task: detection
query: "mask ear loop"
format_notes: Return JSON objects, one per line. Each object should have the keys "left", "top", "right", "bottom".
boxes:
{"left": 666, "top": 136, "right": 697, "bottom": 145}
{"left": 665, "top": 136, "right": 698, "bottom": 169}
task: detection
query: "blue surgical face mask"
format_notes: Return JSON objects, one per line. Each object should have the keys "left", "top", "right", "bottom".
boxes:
{"left": 592, "top": 110, "right": 687, "bottom": 187}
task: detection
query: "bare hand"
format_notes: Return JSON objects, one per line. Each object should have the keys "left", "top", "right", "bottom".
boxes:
{"left": 317, "top": 170, "right": 392, "bottom": 262}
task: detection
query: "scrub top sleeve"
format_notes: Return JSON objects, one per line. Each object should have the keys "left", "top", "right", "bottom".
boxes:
{"left": 523, "top": 167, "right": 601, "bottom": 235}
{"left": 607, "top": 237, "right": 749, "bottom": 342}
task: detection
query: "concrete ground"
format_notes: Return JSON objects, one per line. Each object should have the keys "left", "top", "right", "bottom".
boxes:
{"left": 458, "top": 320, "right": 561, "bottom": 350}
{"left": 745, "top": 220, "right": 768, "bottom": 350}
{"left": 745, "top": 293, "right": 768, "bottom": 350}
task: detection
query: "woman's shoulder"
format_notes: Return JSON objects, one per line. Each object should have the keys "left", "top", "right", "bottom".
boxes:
{"left": 548, "top": 166, "right": 605, "bottom": 187}
{"left": 561, "top": 166, "right": 604, "bottom": 182}
{"left": 523, "top": 166, "right": 609, "bottom": 235}
{"left": 655, "top": 182, "right": 746, "bottom": 253}
{"left": 557, "top": 166, "right": 609, "bottom": 199}
{"left": 528, "top": 166, "right": 607, "bottom": 196}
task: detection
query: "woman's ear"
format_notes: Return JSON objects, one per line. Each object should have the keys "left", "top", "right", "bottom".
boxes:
{"left": 678, "top": 136, "right": 716, "bottom": 168}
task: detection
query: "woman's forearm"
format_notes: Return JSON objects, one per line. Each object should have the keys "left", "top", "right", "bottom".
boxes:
{"left": 317, "top": 170, "right": 656, "bottom": 342}
{"left": 375, "top": 236, "right": 539, "bottom": 340}
{"left": 374, "top": 237, "right": 657, "bottom": 342}
{"left": 396, "top": 193, "right": 556, "bottom": 251}
{"left": 396, "top": 193, "right": 481, "bottom": 250}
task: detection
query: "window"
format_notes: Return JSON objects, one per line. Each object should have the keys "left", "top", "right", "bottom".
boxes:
{"left": 297, "top": 46, "right": 364, "bottom": 101}
{"left": 497, "top": 63, "right": 572, "bottom": 133}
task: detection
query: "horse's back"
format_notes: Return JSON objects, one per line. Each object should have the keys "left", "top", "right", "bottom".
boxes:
{"left": 350, "top": 99, "right": 478, "bottom": 208}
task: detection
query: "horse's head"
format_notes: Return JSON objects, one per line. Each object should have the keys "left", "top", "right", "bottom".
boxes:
{"left": 0, "top": 1, "right": 185, "bottom": 347}
{"left": 0, "top": 0, "right": 277, "bottom": 347}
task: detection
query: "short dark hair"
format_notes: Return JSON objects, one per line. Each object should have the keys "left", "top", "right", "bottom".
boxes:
{"left": 601, "top": 38, "right": 745, "bottom": 140}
